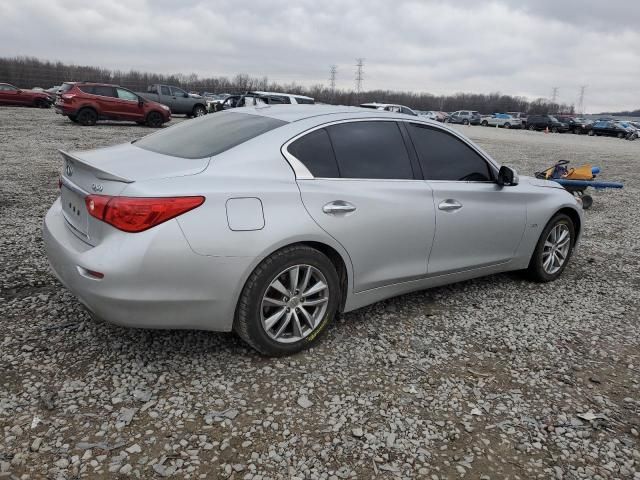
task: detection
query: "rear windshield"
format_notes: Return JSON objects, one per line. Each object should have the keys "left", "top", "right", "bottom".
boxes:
{"left": 135, "top": 112, "right": 288, "bottom": 159}
{"left": 59, "top": 83, "right": 74, "bottom": 93}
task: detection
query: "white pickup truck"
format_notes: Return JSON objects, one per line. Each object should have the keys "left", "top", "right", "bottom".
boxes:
{"left": 480, "top": 113, "right": 522, "bottom": 129}
{"left": 136, "top": 84, "right": 208, "bottom": 117}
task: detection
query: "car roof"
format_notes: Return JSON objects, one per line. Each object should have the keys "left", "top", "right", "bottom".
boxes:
{"left": 250, "top": 91, "right": 314, "bottom": 100}
{"left": 233, "top": 104, "right": 423, "bottom": 123}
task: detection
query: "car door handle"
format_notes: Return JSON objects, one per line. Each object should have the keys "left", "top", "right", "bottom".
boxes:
{"left": 322, "top": 200, "right": 356, "bottom": 215}
{"left": 438, "top": 199, "right": 463, "bottom": 211}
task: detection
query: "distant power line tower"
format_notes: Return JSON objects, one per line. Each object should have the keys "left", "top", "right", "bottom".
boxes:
{"left": 355, "top": 58, "right": 365, "bottom": 94}
{"left": 551, "top": 87, "right": 559, "bottom": 104}
{"left": 577, "top": 85, "right": 587, "bottom": 114}
{"left": 329, "top": 65, "right": 337, "bottom": 90}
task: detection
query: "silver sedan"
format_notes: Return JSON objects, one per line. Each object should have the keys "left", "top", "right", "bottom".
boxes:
{"left": 43, "top": 105, "right": 583, "bottom": 355}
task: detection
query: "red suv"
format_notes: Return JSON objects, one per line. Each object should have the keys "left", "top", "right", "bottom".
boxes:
{"left": 54, "top": 82, "right": 171, "bottom": 127}
{"left": 0, "top": 83, "right": 53, "bottom": 108}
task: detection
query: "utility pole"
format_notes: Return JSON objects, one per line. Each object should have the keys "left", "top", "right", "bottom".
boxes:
{"left": 551, "top": 87, "right": 559, "bottom": 104}
{"left": 577, "top": 85, "right": 587, "bottom": 115}
{"left": 355, "top": 58, "right": 365, "bottom": 95}
{"left": 329, "top": 65, "right": 337, "bottom": 91}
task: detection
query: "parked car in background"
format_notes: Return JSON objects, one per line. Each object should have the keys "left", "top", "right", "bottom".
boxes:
{"left": 614, "top": 121, "right": 638, "bottom": 140}
{"left": 446, "top": 110, "right": 481, "bottom": 125}
{"left": 136, "top": 84, "right": 208, "bottom": 117}
{"left": 46, "top": 85, "right": 61, "bottom": 96}
{"left": 43, "top": 105, "right": 582, "bottom": 356}
{"left": 507, "top": 112, "right": 528, "bottom": 127}
{"left": 54, "top": 82, "right": 171, "bottom": 127}
{"left": 0, "top": 83, "right": 53, "bottom": 108}
{"left": 212, "top": 91, "right": 315, "bottom": 112}
{"left": 556, "top": 116, "right": 593, "bottom": 134}
{"left": 587, "top": 120, "right": 630, "bottom": 139}
{"left": 526, "top": 115, "right": 569, "bottom": 133}
{"left": 418, "top": 110, "right": 447, "bottom": 122}
{"left": 480, "top": 113, "right": 522, "bottom": 129}
{"left": 360, "top": 102, "right": 418, "bottom": 116}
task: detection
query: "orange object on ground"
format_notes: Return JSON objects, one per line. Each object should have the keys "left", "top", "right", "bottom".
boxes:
{"left": 564, "top": 164, "right": 594, "bottom": 180}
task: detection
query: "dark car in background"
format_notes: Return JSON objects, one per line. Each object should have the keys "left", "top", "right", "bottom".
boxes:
{"left": 556, "top": 116, "right": 593, "bottom": 134}
{"left": 54, "top": 82, "right": 171, "bottom": 127}
{"left": 446, "top": 110, "right": 481, "bottom": 125}
{"left": 588, "top": 120, "right": 632, "bottom": 139}
{"left": 0, "top": 83, "right": 53, "bottom": 108}
{"left": 526, "top": 115, "right": 569, "bottom": 133}
{"left": 136, "top": 84, "right": 208, "bottom": 117}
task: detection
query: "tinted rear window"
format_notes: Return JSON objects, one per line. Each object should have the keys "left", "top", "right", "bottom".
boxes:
{"left": 326, "top": 121, "right": 414, "bottom": 179}
{"left": 288, "top": 128, "right": 339, "bottom": 178}
{"left": 135, "top": 112, "right": 287, "bottom": 159}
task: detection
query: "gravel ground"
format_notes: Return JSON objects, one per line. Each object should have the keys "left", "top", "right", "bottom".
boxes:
{"left": 1, "top": 108, "right": 639, "bottom": 479}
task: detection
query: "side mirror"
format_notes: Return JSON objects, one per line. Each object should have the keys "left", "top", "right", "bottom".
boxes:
{"left": 497, "top": 166, "right": 519, "bottom": 186}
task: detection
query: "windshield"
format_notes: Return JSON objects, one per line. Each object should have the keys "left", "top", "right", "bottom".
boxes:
{"left": 135, "top": 112, "right": 288, "bottom": 159}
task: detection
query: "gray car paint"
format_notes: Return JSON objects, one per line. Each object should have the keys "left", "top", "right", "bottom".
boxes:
{"left": 43, "top": 105, "right": 583, "bottom": 332}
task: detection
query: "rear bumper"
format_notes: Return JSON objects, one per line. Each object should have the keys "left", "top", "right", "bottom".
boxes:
{"left": 54, "top": 104, "right": 75, "bottom": 116}
{"left": 43, "top": 198, "right": 253, "bottom": 332}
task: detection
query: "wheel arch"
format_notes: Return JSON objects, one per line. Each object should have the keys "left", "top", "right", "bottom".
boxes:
{"left": 555, "top": 206, "right": 582, "bottom": 242}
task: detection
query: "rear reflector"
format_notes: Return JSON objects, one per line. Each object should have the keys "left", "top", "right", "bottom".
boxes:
{"left": 85, "top": 195, "right": 205, "bottom": 233}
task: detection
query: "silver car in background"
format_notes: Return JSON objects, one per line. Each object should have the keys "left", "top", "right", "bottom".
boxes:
{"left": 43, "top": 105, "right": 583, "bottom": 355}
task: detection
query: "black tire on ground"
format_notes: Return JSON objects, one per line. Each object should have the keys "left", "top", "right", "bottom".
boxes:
{"left": 68, "top": 115, "right": 79, "bottom": 123}
{"left": 504, "top": 122, "right": 511, "bottom": 129}
{"left": 146, "top": 111, "right": 163, "bottom": 128}
{"left": 551, "top": 126, "right": 559, "bottom": 133}
{"left": 526, "top": 213, "right": 575, "bottom": 283}
{"left": 587, "top": 130, "right": 595, "bottom": 136}
{"left": 192, "top": 105, "right": 207, "bottom": 117}
{"left": 481, "top": 120, "right": 488, "bottom": 127}
{"left": 34, "top": 98, "right": 50, "bottom": 108}
{"left": 234, "top": 245, "right": 341, "bottom": 356}
{"left": 528, "top": 125, "right": 536, "bottom": 131}
{"left": 462, "top": 119, "right": 469, "bottom": 125}
{"left": 581, "top": 195, "right": 593, "bottom": 210}
{"left": 617, "top": 132, "right": 624, "bottom": 139}
{"left": 76, "top": 108, "right": 98, "bottom": 126}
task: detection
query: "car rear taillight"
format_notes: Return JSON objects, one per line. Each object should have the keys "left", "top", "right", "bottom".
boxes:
{"left": 85, "top": 195, "right": 205, "bottom": 233}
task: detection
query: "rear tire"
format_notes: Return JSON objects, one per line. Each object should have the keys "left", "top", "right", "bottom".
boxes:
{"left": 481, "top": 120, "right": 488, "bottom": 127}
{"left": 234, "top": 245, "right": 340, "bottom": 356}
{"left": 76, "top": 108, "right": 98, "bottom": 126}
{"left": 146, "top": 111, "right": 163, "bottom": 128}
{"left": 526, "top": 214, "right": 575, "bottom": 282}
{"left": 504, "top": 122, "right": 511, "bottom": 129}
{"left": 528, "top": 124, "right": 536, "bottom": 131}
{"left": 462, "top": 119, "right": 469, "bottom": 125}
{"left": 551, "top": 126, "right": 559, "bottom": 133}
{"left": 68, "top": 115, "right": 79, "bottom": 123}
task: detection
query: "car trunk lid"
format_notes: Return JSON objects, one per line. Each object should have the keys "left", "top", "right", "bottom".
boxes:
{"left": 59, "top": 143, "right": 209, "bottom": 245}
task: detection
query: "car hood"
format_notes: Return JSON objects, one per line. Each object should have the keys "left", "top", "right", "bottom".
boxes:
{"left": 524, "top": 176, "right": 566, "bottom": 190}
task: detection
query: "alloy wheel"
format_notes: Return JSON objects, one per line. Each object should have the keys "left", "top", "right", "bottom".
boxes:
{"left": 542, "top": 223, "right": 571, "bottom": 275}
{"left": 260, "top": 264, "right": 329, "bottom": 344}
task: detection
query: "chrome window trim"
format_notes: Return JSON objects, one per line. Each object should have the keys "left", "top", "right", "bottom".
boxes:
{"left": 280, "top": 116, "right": 500, "bottom": 181}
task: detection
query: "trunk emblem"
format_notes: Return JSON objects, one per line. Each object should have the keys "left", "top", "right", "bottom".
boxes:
{"left": 91, "top": 183, "right": 104, "bottom": 192}
{"left": 65, "top": 162, "right": 73, "bottom": 176}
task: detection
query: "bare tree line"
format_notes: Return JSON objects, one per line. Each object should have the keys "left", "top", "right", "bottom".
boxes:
{"left": 0, "top": 56, "right": 575, "bottom": 114}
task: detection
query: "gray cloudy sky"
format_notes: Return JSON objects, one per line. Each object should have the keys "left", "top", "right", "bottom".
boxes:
{"left": 1, "top": 0, "right": 638, "bottom": 112}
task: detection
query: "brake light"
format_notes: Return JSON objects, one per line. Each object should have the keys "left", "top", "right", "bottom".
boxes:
{"left": 85, "top": 195, "right": 205, "bottom": 233}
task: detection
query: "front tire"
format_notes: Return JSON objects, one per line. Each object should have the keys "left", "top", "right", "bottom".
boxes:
{"left": 528, "top": 124, "right": 536, "bottom": 131}
{"left": 192, "top": 105, "right": 207, "bottom": 117}
{"left": 234, "top": 245, "right": 340, "bottom": 356}
{"left": 551, "top": 126, "right": 559, "bottom": 133}
{"left": 146, "top": 111, "right": 163, "bottom": 128}
{"left": 76, "top": 108, "right": 97, "bottom": 126}
{"left": 503, "top": 122, "right": 511, "bottom": 129}
{"left": 526, "top": 214, "right": 575, "bottom": 282}
{"left": 481, "top": 120, "right": 488, "bottom": 127}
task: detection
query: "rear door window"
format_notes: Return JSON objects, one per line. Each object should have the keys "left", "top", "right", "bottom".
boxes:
{"left": 160, "top": 86, "right": 171, "bottom": 95}
{"left": 135, "top": 112, "right": 287, "bottom": 159}
{"left": 408, "top": 123, "right": 493, "bottom": 182}
{"left": 287, "top": 128, "right": 340, "bottom": 178}
{"left": 326, "top": 121, "right": 414, "bottom": 179}
{"left": 116, "top": 88, "right": 139, "bottom": 101}
{"left": 92, "top": 86, "right": 116, "bottom": 98}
